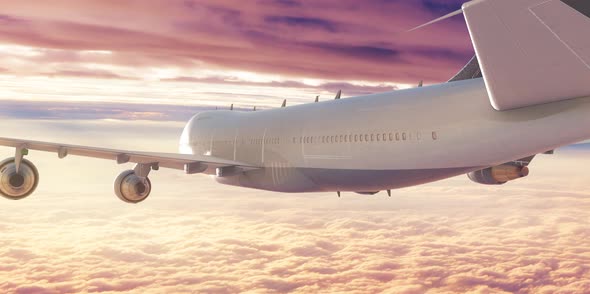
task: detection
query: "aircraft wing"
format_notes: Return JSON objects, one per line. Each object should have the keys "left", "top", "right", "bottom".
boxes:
{"left": 0, "top": 137, "right": 259, "bottom": 175}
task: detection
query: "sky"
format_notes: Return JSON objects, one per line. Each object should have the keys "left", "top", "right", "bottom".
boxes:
{"left": 0, "top": 0, "right": 473, "bottom": 115}
{"left": 1, "top": 0, "right": 590, "bottom": 293}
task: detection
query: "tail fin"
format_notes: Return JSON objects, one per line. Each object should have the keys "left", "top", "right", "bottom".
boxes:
{"left": 463, "top": 0, "right": 590, "bottom": 110}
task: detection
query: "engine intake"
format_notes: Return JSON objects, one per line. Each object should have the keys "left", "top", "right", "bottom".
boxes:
{"left": 114, "top": 170, "right": 151, "bottom": 203}
{"left": 0, "top": 158, "right": 39, "bottom": 200}
{"left": 468, "top": 164, "right": 529, "bottom": 185}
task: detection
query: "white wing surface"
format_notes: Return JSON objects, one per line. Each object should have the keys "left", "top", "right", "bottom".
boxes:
{"left": 0, "top": 137, "right": 259, "bottom": 175}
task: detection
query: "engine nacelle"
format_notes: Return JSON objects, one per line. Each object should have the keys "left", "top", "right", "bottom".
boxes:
{"left": 0, "top": 157, "right": 39, "bottom": 200}
{"left": 468, "top": 164, "right": 529, "bottom": 185}
{"left": 114, "top": 170, "right": 151, "bottom": 203}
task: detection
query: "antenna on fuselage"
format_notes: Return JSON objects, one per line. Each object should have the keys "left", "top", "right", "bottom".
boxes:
{"left": 315, "top": 96, "right": 319, "bottom": 103}
{"left": 387, "top": 190, "right": 391, "bottom": 197}
{"left": 253, "top": 106, "right": 257, "bottom": 111}
{"left": 281, "top": 99, "right": 287, "bottom": 108}
{"left": 230, "top": 104, "right": 234, "bottom": 111}
{"left": 335, "top": 90, "right": 342, "bottom": 100}
{"left": 337, "top": 191, "right": 341, "bottom": 198}
{"left": 418, "top": 80, "right": 423, "bottom": 87}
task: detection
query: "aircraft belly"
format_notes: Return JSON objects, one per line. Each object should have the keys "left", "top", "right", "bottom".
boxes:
{"left": 215, "top": 166, "right": 480, "bottom": 193}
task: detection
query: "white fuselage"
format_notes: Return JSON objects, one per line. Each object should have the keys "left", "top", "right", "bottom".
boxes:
{"left": 179, "top": 78, "right": 590, "bottom": 193}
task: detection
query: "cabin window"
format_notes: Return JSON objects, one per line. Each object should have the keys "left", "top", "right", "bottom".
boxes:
{"left": 432, "top": 131, "right": 438, "bottom": 140}
{"left": 389, "top": 133, "right": 393, "bottom": 141}
{"left": 339, "top": 135, "right": 343, "bottom": 142}
{"left": 402, "top": 133, "right": 407, "bottom": 141}
{"left": 376, "top": 134, "right": 381, "bottom": 141}
{"left": 417, "top": 132, "right": 422, "bottom": 140}
{"left": 360, "top": 135, "right": 364, "bottom": 142}
{"left": 364, "top": 134, "right": 369, "bottom": 142}
{"left": 354, "top": 134, "right": 358, "bottom": 142}
{"left": 344, "top": 135, "right": 348, "bottom": 143}
{"left": 396, "top": 133, "right": 400, "bottom": 141}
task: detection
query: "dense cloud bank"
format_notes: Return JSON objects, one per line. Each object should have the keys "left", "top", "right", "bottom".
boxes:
{"left": 0, "top": 159, "right": 589, "bottom": 293}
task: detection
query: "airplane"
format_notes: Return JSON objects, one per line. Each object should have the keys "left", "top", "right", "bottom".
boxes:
{"left": 1, "top": 0, "right": 590, "bottom": 203}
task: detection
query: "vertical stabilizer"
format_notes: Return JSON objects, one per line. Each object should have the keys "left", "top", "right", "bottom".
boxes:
{"left": 463, "top": 0, "right": 590, "bottom": 110}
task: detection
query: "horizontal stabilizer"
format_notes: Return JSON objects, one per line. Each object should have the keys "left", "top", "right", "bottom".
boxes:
{"left": 463, "top": 0, "right": 590, "bottom": 110}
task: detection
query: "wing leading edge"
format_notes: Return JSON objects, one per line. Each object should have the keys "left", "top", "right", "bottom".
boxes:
{"left": 0, "top": 137, "right": 260, "bottom": 175}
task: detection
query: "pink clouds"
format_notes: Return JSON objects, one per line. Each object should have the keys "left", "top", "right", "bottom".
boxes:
{"left": 1, "top": 194, "right": 590, "bottom": 293}
{"left": 0, "top": 0, "right": 473, "bottom": 83}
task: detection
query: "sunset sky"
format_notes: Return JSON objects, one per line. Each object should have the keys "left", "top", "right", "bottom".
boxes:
{"left": 0, "top": 0, "right": 472, "bottom": 118}
{"left": 1, "top": 1, "right": 590, "bottom": 293}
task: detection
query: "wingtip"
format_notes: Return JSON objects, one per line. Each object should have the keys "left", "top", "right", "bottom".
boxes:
{"left": 406, "top": 8, "right": 464, "bottom": 33}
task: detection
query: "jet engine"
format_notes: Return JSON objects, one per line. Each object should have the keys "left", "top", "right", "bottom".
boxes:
{"left": 0, "top": 157, "right": 39, "bottom": 200}
{"left": 114, "top": 170, "right": 151, "bottom": 203}
{"left": 468, "top": 164, "right": 529, "bottom": 185}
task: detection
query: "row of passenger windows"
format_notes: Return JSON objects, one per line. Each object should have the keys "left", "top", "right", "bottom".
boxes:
{"left": 193, "top": 137, "right": 280, "bottom": 146}
{"left": 250, "top": 137, "right": 280, "bottom": 145}
{"left": 191, "top": 132, "right": 438, "bottom": 147}
{"left": 294, "top": 131, "right": 438, "bottom": 144}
